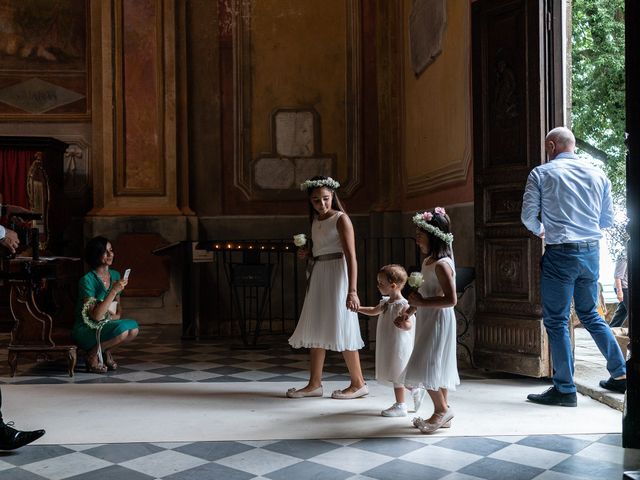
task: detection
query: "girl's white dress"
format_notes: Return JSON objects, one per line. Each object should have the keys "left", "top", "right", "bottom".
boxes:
{"left": 288, "top": 211, "right": 364, "bottom": 352}
{"left": 402, "top": 257, "right": 460, "bottom": 391}
{"left": 375, "top": 297, "right": 415, "bottom": 386}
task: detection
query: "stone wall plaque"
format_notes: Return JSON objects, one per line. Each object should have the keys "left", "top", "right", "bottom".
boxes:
{"left": 275, "top": 110, "right": 315, "bottom": 157}
{"left": 252, "top": 108, "right": 335, "bottom": 193}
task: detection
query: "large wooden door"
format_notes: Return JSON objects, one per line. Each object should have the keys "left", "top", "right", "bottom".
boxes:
{"left": 472, "top": 0, "right": 562, "bottom": 376}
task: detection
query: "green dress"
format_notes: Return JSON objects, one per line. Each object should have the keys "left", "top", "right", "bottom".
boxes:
{"left": 72, "top": 269, "right": 139, "bottom": 351}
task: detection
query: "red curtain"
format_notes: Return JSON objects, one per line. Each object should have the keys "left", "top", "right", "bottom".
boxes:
{"left": 0, "top": 149, "right": 35, "bottom": 208}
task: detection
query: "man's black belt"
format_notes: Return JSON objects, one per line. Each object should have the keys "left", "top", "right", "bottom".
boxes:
{"left": 545, "top": 241, "right": 599, "bottom": 250}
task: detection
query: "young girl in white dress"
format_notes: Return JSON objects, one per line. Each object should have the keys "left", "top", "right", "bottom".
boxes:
{"left": 287, "top": 176, "right": 367, "bottom": 399}
{"left": 358, "top": 265, "right": 417, "bottom": 417}
{"left": 395, "top": 207, "right": 460, "bottom": 433}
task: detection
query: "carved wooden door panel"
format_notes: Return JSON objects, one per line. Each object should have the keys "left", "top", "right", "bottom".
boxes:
{"left": 472, "top": 0, "right": 558, "bottom": 376}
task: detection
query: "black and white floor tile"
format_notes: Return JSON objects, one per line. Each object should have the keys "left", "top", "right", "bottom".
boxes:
{"left": 0, "top": 330, "right": 375, "bottom": 386}
{"left": 1, "top": 433, "right": 638, "bottom": 479}
{"left": 1, "top": 327, "right": 639, "bottom": 479}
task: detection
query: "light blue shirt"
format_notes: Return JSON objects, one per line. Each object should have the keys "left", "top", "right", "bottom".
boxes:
{"left": 521, "top": 152, "right": 614, "bottom": 244}
{"left": 0, "top": 225, "right": 5, "bottom": 239}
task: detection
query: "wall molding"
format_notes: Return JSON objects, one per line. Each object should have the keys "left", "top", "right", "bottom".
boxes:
{"left": 231, "top": 0, "right": 362, "bottom": 200}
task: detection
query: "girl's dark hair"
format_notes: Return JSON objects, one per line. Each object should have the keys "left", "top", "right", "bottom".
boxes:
{"left": 306, "top": 175, "right": 346, "bottom": 224}
{"left": 420, "top": 210, "right": 453, "bottom": 260}
{"left": 85, "top": 236, "right": 110, "bottom": 269}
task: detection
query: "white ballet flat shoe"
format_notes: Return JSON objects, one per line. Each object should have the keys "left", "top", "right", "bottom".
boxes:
{"left": 331, "top": 384, "right": 369, "bottom": 399}
{"left": 286, "top": 386, "right": 323, "bottom": 398}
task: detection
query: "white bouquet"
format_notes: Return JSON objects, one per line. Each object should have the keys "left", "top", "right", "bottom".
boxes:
{"left": 293, "top": 234, "right": 307, "bottom": 247}
{"left": 407, "top": 272, "right": 424, "bottom": 291}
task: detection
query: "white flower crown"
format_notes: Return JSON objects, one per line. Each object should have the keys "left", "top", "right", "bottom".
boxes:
{"left": 412, "top": 211, "right": 454, "bottom": 245}
{"left": 300, "top": 177, "right": 340, "bottom": 191}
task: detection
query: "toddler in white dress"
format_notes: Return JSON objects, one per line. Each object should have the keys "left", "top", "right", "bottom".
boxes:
{"left": 358, "top": 265, "right": 420, "bottom": 417}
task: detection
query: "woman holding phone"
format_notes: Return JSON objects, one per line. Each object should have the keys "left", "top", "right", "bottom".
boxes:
{"left": 72, "top": 236, "right": 139, "bottom": 373}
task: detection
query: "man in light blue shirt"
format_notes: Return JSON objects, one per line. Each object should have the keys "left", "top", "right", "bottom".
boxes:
{"left": 521, "top": 127, "right": 627, "bottom": 406}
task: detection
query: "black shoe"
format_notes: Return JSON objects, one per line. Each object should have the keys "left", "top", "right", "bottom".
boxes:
{"left": 0, "top": 422, "right": 45, "bottom": 450}
{"left": 527, "top": 386, "right": 577, "bottom": 407}
{"left": 599, "top": 377, "right": 626, "bottom": 394}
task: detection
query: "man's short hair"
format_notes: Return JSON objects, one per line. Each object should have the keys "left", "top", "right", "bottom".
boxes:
{"left": 546, "top": 126, "right": 576, "bottom": 149}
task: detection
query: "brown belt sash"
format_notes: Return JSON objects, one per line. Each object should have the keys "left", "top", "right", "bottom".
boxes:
{"left": 313, "top": 252, "right": 344, "bottom": 261}
{"left": 306, "top": 252, "right": 344, "bottom": 291}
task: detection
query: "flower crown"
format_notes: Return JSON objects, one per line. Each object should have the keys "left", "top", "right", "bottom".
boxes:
{"left": 412, "top": 207, "right": 454, "bottom": 245}
{"left": 300, "top": 177, "right": 340, "bottom": 191}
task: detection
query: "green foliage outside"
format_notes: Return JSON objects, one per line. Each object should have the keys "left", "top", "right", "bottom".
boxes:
{"left": 571, "top": 0, "right": 627, "bottom": 258}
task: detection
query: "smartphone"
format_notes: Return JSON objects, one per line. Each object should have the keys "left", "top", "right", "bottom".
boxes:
{"left": 123, "top": 268, "right": 131, "bottom": 280}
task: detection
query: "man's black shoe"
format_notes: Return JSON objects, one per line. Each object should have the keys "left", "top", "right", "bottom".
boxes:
{"left": 599, "top": 377, "right": 626, "bottom": 394}
{"left": 527, "top": 387, "right": 577, "bottom": 407}
{"left": 0, "top": 422, "right": 45, "bottom": 450}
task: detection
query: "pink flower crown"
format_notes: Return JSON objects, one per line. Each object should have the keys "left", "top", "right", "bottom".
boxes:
{"left": 412, "top": 207, "right": 453, "bottom": 245}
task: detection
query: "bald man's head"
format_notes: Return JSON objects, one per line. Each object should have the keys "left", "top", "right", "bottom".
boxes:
{"left": 545, "top": 127, "right": 576, "bottom": 159}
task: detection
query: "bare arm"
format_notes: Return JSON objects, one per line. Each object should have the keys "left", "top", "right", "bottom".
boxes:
{"left": 358, "top": 304, "right": 383, "bottom": 316}
{"left": 406, "top": 262, "right": 457, "bottom": 309}
{"left": 89, "top": 278, "right": 128, "bottom": 321}
{"left": 615, "top": 278, "right": 623, "bottom": 302}
{"left": 337, "top": 213, "right": 359, "bottom": 312}
{"left": 393, "top": 306, "right": 415, "bottom": 331}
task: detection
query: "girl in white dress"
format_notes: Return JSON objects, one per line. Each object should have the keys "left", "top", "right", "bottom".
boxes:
{"left": 358, "top": 264, "right": 417, "bottom": 417}
{"left": 287, "top": 176, "right": 367, "bottom": 399}
{"left": 395, "top": 207, "right": 460, "bottom": 433}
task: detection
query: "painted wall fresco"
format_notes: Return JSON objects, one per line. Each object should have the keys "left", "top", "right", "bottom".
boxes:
{"left": 0, "top": 0, "right": 89, "bottom": 118}
{"left": 251, "top": 0, "right": 347, "bottom": 181}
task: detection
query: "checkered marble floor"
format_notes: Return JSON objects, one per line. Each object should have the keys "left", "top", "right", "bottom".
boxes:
{"left": 0, "top": 327, "right": 375, "bottom": 385}
{"left": 1, "top": 433, "right": 638, "bottom": 479}
{"left": 1, "top": 327, "right": 639, "bottom": 479}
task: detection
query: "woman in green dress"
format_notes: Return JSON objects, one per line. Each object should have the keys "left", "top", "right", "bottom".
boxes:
{"left": 73, "top": 236, "right": 139, "bottom": 373}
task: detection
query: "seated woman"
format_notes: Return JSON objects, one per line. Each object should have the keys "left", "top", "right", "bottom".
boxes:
{"left": 73, "top": 236, "right": 139, "bottom": 373}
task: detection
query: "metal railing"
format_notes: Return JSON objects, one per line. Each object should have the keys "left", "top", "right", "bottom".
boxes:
{"left": 199, "top": 237, "right": 421, "bottom": 346}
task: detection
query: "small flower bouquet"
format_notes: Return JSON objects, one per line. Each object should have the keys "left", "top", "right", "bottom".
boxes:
{"left": 407, "top": 272, "right": 424, "bottom": 292}
{"left": 293, "top": 234, "right": 307, "bottom": 247}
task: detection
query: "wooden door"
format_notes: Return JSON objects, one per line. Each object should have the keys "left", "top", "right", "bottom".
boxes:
{"left": 471, "top": 0, "right": 562, "bottom": 376}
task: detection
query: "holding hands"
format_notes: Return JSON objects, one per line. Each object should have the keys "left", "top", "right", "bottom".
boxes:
{"left": 346, "top": 291, "right": 360, "bottom": 312}
{"left": 394, "top": 306, "right": 414, "bottom": 331}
